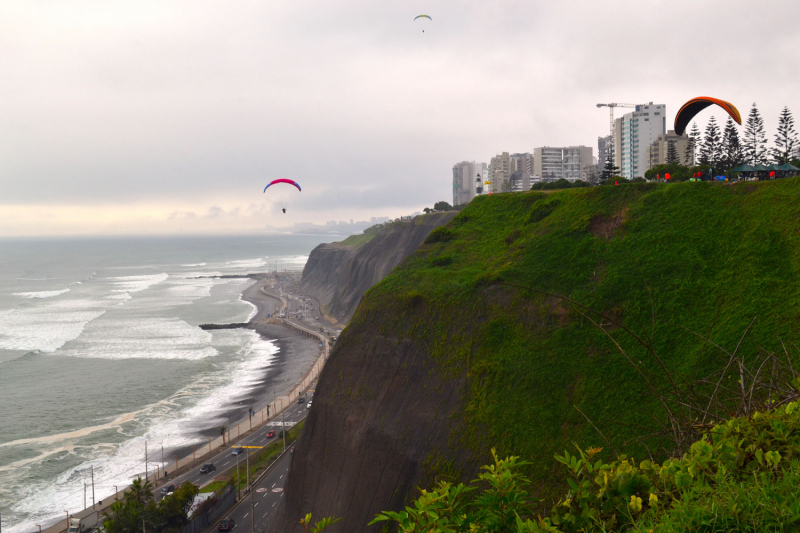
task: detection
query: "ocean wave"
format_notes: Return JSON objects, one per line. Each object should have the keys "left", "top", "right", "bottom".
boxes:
{"left": 225, "top": 258, "right": 266, "bottom": 269}
{"left": 182, "top": 263, "right": 207, "bottom": 267}
{"left": 107, "top": 273, "right": 168, "bottom": 298}
{"left": 0, "top": 304, "right": 106, "bottom": 352}
{"left": 13, "top": 288, "right": 71, "bottom": 299}
{"left": 4, "top": 331, "right": 279, "bottom": 533}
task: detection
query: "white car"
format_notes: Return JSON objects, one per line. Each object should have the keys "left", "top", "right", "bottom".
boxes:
{"left": 306, "top": 401, "right": 312, "bottom": 409}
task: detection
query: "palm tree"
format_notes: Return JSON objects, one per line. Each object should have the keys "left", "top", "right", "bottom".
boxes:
{"left": 220, "top": 425, "right": 227, "bottom": 445}
{"left": 126, "top": 477, "right": 153, "bottom": 506}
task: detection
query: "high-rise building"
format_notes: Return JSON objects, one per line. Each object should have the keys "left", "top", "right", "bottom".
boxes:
{"left": 489, "top": 152, "right": 513, "bottom": 193}
{"left": 616, "top": 103, "right": 666, "bottom": 179}
{"left": 452, "top": 161, "right": 487, "bottom": 206}
{"left": 598, "top": 135, "right": 611, "bottom": 169}
{"left": 509, "top": 153, "right": 534, "bottom": 191}
{"left": 647, "top": 130, "right": 691, "bottom": 168}
{"left": 533, "top": 146, "right": 594, "bottom": 182}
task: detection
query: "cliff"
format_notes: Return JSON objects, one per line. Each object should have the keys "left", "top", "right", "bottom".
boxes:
{"left": 299, "top": 212, "right": 457, "bottom": 323}
{"left": 271, "top": 179, "right": 800, "bottom": 533}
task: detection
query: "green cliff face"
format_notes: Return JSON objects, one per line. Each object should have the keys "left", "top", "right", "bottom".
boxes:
{"left": 272, "top": 179, "right": 800, "bottom": 533}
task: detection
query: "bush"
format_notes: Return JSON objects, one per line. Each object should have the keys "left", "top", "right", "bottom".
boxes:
{"left": 372, "top": 400, "right": 800, "bottom": 532}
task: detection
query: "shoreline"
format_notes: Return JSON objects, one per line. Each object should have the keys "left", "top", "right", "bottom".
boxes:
{"left": 169, "top": 278, "right": 318, "bottom": 458}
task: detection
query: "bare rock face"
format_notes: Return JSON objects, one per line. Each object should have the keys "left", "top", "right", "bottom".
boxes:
{"left": 300, "top": 212, "right": 456, "bottom": 323}
{"left": 267, "top": 327, "right": 468, "bottom": 533}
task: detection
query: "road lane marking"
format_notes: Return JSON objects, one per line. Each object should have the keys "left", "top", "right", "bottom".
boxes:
{"left": 244, "top": 513, "right": 249, "bottom": 518}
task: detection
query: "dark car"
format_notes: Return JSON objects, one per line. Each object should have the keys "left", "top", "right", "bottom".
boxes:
{"left": 160, "top": 483, "right": 176, "bottom": 497}
{"left": 297, "top": 396, "right": 305, "bottom": 404}
{"left": 199, "top": 463, "right": 215, "bottom": 474}
{"left": 266, "top": 430, "right": 276, "bottom": 438}
{"left": 218, "top": 517, "right": 235, "bottom": 531}
{"left": 231, "top": 447, "right": 244, "bottom": 456}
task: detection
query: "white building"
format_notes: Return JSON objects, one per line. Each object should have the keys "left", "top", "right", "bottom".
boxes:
{"left": 452, "top": 161, "right": 488, "bottom": 206}
{"left": 533, "top": 146, "right": 594, "bottom": 182}
{"left": 617, "top": 103, "right": 666, "bottom": 179}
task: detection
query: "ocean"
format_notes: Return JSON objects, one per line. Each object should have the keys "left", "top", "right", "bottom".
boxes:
{"left": 0, "top": 233, "right": 332, "bottom": 532}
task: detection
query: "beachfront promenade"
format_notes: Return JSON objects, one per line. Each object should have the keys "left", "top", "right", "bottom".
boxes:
{"left": 45, "top": 311, "right": 331, "bottom": 533}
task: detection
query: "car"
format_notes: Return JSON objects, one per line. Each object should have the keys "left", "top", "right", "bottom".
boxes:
{"left": 231, "top": 447, "right": 244, "bottom": 456}
{"left": 199, "top": 463, "right": 216, "bottom": 474}
{"left": 160, "top": 483, "right": 176, "bottom": 497}
{"left": 297, "top": 396, "right": 305, "bottom": 404}
{"left": 218, "top": 517, "right": 235, "bottom": 531}
{"left": 307, "top": 401, "right": 312, "bottom": 409}
{"left": 266, "top": 430, "right": 276, "bottom": 438}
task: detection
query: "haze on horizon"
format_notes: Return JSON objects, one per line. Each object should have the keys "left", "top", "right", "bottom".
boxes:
{"left": 1, "top": 0, "right": 799, "bottom": 236}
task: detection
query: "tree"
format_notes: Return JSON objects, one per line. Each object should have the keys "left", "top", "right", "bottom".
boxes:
{"left": 684, "top": 122, "right": 700, "bottom": 166}
{"left": 773, "top": 106, "right": 798, "bottom": 164}
{"left": 744, "top": 102, "right": 769, "bottom": 165}
{"left": 699, "top": 116, "right": 722, "bottom": 168}
{"left": 600, "top": 151, "right": 619, "bottom": 182}
{"left": 220, "top": 425, "right": 227, "bottom": 445}
{"left": 722, "top": 116, "right": 744, "bottom": 170}
{"left": 666, "top": 140, "right": 679, "bottom": 164}
{"left": 433, "top": 201, "right": 453, "bottom": 211}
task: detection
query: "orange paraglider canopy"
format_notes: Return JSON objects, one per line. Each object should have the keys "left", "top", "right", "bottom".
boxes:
{"left": 674, "top": 97, "right": 741, "bottom": 136}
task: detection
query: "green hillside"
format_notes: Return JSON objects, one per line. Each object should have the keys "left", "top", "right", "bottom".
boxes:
{"left": 351, "top": 179, "right": 800, "bottom": 496}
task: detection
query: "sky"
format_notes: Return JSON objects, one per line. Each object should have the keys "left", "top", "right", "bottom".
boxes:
{"left": 1, "top": 0, "right": 799, "bottom": 236}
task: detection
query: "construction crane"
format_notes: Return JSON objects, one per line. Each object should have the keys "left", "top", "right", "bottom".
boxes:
{"left": 596, "top": 103, "right": 637, "bottom": 139}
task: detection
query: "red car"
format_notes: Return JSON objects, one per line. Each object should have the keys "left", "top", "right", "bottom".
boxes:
{"left": 266, "top": 430, "right": 276, "bottom": 438}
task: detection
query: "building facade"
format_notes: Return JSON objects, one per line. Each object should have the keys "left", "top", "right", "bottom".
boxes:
{"left": 488, "top": 152, "right": 513, "bottom": 193}
{"left": 533, "top": 146, "right": 594, "bottom": 182}
{"left": 647, "top": 130, "right": 691, "bottom": 168}
{"left": 452, "top": 161, "right": 487, "bottom": 206}
{"left": 617, "top": 103, "right": 666, "bottom": 179}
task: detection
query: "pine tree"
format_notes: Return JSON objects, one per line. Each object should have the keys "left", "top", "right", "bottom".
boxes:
{"left": 744, "top": 103, "right": 768, "bottom": 165}
{"left": 601, "top": 151, "right": 619, "bottom": 181}
{"left": 722, "top": 116, "right": 744, "bottom": 170}
{"left": 772, "top": 106, "right": 797, "bottom": 164}
{"left": 684, "top": 122, "right": 700, "bottom": 166}
{"left": 666, "top": 140, "right": 679, "bottom": 164}
{"left": 700, "top": 116, "right": 722, "bottom": 168}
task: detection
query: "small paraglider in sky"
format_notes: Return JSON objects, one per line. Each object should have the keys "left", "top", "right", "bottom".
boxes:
{"left": 674, "top": 97, "right": 741, "bottom": 136}
{"left": 263, "top": 179, "right": 301, "bottom": 192}
{"left": 282, "top": 208, "right": 286, "bottom": 214}
{"left": 414, "top": 14, "right": 431, "bottom": 32}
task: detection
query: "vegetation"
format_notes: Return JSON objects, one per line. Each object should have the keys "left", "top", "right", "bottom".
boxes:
{"left": 338, "top": 232, "right": 376, "bottom": 249}
{"left": 373, "top": 400, "right": 800, "bottom": 532}
{"left": 530, "top": 179, "right": 591, "bottom": 190}
{"left": 347, "top": 177, "right": 800, "bottom": 507}
{"left": 643, "top": 163, "right": 711, "bottom": 182}
{"left": 102, "top": 478, "right": 198, "bottom": 533}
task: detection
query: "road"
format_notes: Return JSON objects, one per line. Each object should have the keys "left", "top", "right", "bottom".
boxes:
{"left": 214, "top": 444, "right": 294, "bottom": 532}
{"left": 155, "top": 392, "right": 313, "bottom": 501}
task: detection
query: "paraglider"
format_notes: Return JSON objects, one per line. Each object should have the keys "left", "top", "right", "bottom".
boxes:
{"left": 674, "top": 97, "right": 741, "bottom": 136}
{"left": 263, "top": 179, "right": 301, "bottom": 193}
{"left": 282, "top": 208, "right": 286, "bottom": 214}
{"left": 414, "top": 14, "right": 431, "bottom": 32}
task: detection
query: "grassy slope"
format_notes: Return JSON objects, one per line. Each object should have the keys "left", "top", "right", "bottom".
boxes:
{"left": 350, "top": 179, "right": 800, "bottom": 497}
{"left": 336, "top": 232, "right": 376, "bottom": 249}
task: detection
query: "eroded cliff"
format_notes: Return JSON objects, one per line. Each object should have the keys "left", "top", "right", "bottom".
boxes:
{"left": 299, "top": 212, "right": 456, "bottom": 323}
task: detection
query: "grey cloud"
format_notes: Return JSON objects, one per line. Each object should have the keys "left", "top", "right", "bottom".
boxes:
{"left": 1, "top": 0, "right": 799, "bottom": 231}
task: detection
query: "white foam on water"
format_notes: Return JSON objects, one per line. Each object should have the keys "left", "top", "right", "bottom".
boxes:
{"left": 225, "top": 258, "right": 266, "bottom": 269}
{"left": 4, "top": 330, "right": 279, "bottom": 533}
{"left": 107, "top": 273, "right": 168, "bottom": 299}
{"left": 58, "top": 316, "right": 217, "bottom": 361}
{"left": 0, "top": 300, "right": 106, "bottom": 352}
{"left": 13, "top": 288, "right": 71, "bottom": 299}
{"left": 182, "top": 263, "right": 207, "bottom": 267}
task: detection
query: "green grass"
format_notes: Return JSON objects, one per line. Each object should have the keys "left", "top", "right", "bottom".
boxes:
{"left": 336, "top": 232, "right": 376, "bottom": 249}
{"left": 347, "top": 179, "right": 800, "bottom": 500}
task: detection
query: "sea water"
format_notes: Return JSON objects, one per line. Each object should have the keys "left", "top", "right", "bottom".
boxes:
{"left": 0, "top": 233, "right": 333, "bottom": 532}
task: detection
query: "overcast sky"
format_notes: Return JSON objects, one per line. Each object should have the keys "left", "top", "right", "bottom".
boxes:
{"left": 1, "top": 0, "right": 799, "bottom": 235}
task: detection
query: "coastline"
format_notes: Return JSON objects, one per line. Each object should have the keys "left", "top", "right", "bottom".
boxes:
{"left": 171, "top": 279, "right": 319, "bottom": 457}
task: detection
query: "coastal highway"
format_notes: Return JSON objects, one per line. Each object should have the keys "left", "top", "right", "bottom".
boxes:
{"left": 155, "top": 392, "right": 313, "bottom": 502}
{"left": 212, "top": 444, "right": 294, "bottom": 531}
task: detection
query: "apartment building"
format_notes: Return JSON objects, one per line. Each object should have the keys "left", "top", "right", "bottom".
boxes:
{"left": 452, "top": 161, "right": 488, "bottom": 205}
{"left": 533, "top": 146, "right": 593, "bottom": 182}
